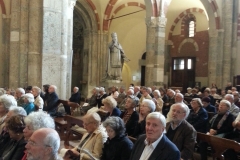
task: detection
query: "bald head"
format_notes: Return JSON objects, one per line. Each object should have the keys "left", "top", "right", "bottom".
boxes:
{"left": 26, "top": 128, "right": 60, "bottom": 160}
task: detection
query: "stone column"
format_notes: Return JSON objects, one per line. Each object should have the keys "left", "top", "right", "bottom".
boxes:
{"left": 145, "top": 16, "right": 166, "bottom": 87}
{"left": 42, "top": 0, "right": 76, "bottom": 99}
{"left": 235, "top": 0, "right": 240, "bottom": 76}
{"left": 28, "top": 0, "right": 42, "bottom": 87}
{"left": 145, "top": 17, "right": 156, "bottom": 87}
{"left": 222, "top": 0, "right": 233, "bottom": 87}
{"left": 1, "top": 15, "right": 11, "bottom": 87}
{"left": 9, "top": 0, "right": 28, "bottom": 88}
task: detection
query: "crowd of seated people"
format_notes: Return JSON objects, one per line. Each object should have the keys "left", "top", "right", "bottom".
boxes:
{"left": 1, "top": 82, "right": 240, "bottom": 160}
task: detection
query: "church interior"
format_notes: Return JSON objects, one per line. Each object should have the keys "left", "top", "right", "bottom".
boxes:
{"left": 0, "top": 0, "right": 239, "bottom": 98}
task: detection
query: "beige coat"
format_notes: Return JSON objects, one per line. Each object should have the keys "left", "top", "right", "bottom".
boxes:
{"left": 74, "top": 126, "right": 107, "bottom": 160}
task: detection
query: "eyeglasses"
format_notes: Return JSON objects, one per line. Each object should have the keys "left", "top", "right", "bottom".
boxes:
{"left": 27, "top": 139, "right": 50, "bottom": 147}
{"left": 172, "top": 109, "right": 185, "bottom": 114}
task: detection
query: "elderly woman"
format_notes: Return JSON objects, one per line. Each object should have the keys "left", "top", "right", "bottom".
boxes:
{"left": 0, "top": 94, "right": 17, "bottom": 133}
{"left": 101, "top": 116, "right": 133, "bottom": 160}
{"left": 132, "top": 99, "right": 156, "bottom": 138}
{"left": 187, "top": 98, "right": 208, "bottom": 133}
{"left": 23, "top": 93, "right": 35, "bottom": 115}
{"left": 32, "top": 86, "right": 44, "bottom": 111}
{"left": 0, "top": 106, "right": 27, "bottom": 154}
{"left": 0, "top": 115, "right": 26, "bottom": 160}
{"left": 102, "top": 96, "right": 121, "bottom": 117}
{"left": 21, "top": 111, "right": 55, "bottom": 160}
{"left": 120, "top": 96, "right": 139, "bottom": 136}
{"left": 152, "top": 90, "right": 163, "bottom": 113}
{"left": 62, "top": 112, "right": 108, "bottom": 160}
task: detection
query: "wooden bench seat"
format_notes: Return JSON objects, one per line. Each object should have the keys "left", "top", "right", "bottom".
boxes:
{"left": 197, "top": 132, "right": 240, "bottom": 160}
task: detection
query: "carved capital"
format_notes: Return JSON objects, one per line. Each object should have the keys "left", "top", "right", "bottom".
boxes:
{"left": 146, "top": 17, "right": 167, "bottom": 28}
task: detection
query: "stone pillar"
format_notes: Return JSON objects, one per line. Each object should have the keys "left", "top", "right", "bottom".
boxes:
{"left": 145, "top": 16, "right": 166, "bottom": 87}
{"left": 9, "top": 0, "right": 23, "bottom": 88}
{"left": 28, "top": 0, "right": 43, "bottom": 87}
{"left": 222, "top": 0, "right": 233, "bottom": 87}
{"left": 235, "top": 0, "right": 240, "bottom": 76}
{"left": 1, "top": 15, "right": 11, "bottom": 87}
{"left": 145, "top": 17, "right": 156, "bottom": 87}
{"left": 42, "top": 0, "right": 76, "bottom": 99}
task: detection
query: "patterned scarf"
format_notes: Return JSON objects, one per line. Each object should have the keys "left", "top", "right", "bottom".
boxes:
{"left": 217, "top": 111, "right": 230, "bottom": 129}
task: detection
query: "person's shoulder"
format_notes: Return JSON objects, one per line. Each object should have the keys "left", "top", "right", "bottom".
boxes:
{"left": 182, "top": 120, "right": 196, "bottom": 131}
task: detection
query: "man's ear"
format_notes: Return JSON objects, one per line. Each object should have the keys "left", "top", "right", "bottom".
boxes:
{"left": 44, "top": 146, "right": 53, "bottom": 155}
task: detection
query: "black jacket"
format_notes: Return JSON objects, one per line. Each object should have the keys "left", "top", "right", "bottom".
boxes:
{"left": 69, "top": 92, "right": 81, "bottom": 104}
{"left": 101, "top": 135, "right": 133, "bottom": 160}
{"left": 120, "top": 111, "right": 139, "bottom": 136}
{"left": 0, "top": 136, "right": 26, "bottom": 160}
{"left": 43, "top": 92, "right": 59, "bottom": 114}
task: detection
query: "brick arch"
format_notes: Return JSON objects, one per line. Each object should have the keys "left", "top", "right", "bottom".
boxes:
{"left": 103, "top": 1, "right": 146, "bottom": 31}
{"left": 168, "top": 8, "right": 205, "bottom": 40}
{"left": 178, "top": 38, "right": 199, "bottom": 54}
{"left": 103, "top": 0, "right": 118, "bottom": 32}
{"left": 85, "top": 0, "right": 100, "bottom": 31}
{"left": 205, "top": 0, "right": 220, "bottom": 29}
{"left": 0, "top": 0, "right": 6, "bottom": 15}
{"left": 181, "top": 14, "right": 196, "bottom": 37}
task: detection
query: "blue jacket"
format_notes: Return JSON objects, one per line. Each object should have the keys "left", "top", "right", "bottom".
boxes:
{"left": 23, "top": 102, "right": 35, "bottom": 115}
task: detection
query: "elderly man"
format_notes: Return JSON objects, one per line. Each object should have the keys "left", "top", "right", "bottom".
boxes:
{"left": 15, "top": 88, "right": 25, "bottom": 107}
{"left": 134, "top": 86, "right": 142, "bottom": 99}
{"left": 130, "top": 112, "right": 180, "bottom": 160}
{"left": 162, "top": 89, "right": 175, "bottom": 117}
{"left": 97, "top": 87, "right": 108, "bottom": 108}
{"left": 224, "top": 94, "right": 239, "bottom": 117}
{"left": 166, "top": 103, "right": 196, "bottom": 160}
{"left": 64, "top": 86, "right": 81, "bottom": 115}
{"left": 43, "top": 85, "right": 59, "bottom": 116}
{"left": 25, "top": 128, "right": 62, "bottom": 160}
{"left": 233, "top": 91, "right": 240, "bottom": 108}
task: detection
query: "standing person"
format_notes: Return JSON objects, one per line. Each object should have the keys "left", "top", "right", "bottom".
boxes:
{"left": 104, "top": 32, "right": 130, "bottom": 81}
{"left": 32, "top": 86, "right": 44, "bottom": 111}
{"left": 43, "top": 85, "right": 59, "bottom": 116}
{"left": 101, "top": 116, "right": 133, "bottom": 160}
{"left": 130, "top": 112, "right": 180, "bottom": 160}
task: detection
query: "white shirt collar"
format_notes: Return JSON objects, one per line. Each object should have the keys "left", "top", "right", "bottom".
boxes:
{"left": 144, "top": 133, "right": 163, "bottom": 149}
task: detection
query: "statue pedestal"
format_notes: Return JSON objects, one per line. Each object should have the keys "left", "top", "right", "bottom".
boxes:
{"left": 101, "top": 80, "right": 126, "bottom": 89}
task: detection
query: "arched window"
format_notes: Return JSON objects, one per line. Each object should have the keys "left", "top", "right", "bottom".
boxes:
{"left": 189, "top": 21, "right": 195, "bottom": 37}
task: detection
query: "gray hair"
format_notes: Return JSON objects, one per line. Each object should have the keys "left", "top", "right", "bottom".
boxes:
{"left": 24, "top": 111, "right": 55, "bottom": 131}
{"left": 32, "top": 86, "right": 41, "bottom": 95}
{"left": 103, "top": 116, "right": 125, "bottom": 136}
{"left": 224, "top": 94, "right": 234, "bottom": 103}
{"left": 170, "top": 103, "right": 190, "bottom": 119}
{"left": 192, "top": 98, "right": 203, "bottom": 107}
{"left": 128, "top": 89, "right": 134, "bottom": 95}
{"left": 0, "top": 88, "right": 6, "bottom": 96}
{"left": 102, "top": 96, "right": 117, "bottom": 109}
{"left": 16, "top": 88, "right": 25, "bottom": 94}
{"left": 84, "top": 112, "right": 101, "bottom": 126}
{"left": 23, "top": 93, "right": 34, "bottom": 103}
{"left": 146, "top": 112, "right": 166, "bottom": 127}
{"left": 0, "top": 94, "right": 17, "bottom": 111}
{"left": 220, "top": 99, "right": 231, "bottom": 108}
{"left": 9, "top": 106, "right": 27, "bottom": 116}
{"left": 43, "top": 130, "right": 60, "bottom": 157}
{"left": 142, "top": 99, "right": 156, "bottom": 112}
{"left": 153, "top": 90, "right": 161, "bottom": 98}
{"left": 50, "top": 85, "right": 57, "bottom": 91}
{"left": 147, "top": 87, "right": 152, "bottom": 93}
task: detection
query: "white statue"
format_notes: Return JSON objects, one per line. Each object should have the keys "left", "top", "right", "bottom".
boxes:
{"left": 104, "top": 32, "right": 130, "bottom": 81}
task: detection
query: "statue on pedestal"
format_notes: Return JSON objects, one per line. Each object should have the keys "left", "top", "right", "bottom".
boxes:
{"left": 103, "top": 32, "right": 130, "bottom": 81}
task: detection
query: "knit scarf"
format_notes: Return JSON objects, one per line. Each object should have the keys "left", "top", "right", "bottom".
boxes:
{"left": 217, "top": 111, "right": 230, "bottom": 129}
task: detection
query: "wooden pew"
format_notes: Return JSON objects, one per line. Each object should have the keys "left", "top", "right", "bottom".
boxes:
{"left": 128, "top": 136, "right": 137, "bottom": 144}
{"left": 58, "top": 99, "right": 80, "bottom": 115}
{"left": 64, "top": 115, "right": 86, "bottom": 145}
{"left": 197, "top": 132, "right": 240, "bottom": 160}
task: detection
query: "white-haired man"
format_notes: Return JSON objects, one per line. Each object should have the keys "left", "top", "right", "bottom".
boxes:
{"left": 130, "top": 112, "right": 180, "bottom": 160}
{"left": 224, "top": 94, "right": 240, "bottom": 117}
{"left": 96, "top": 87, "right": 107, "bottom": 108}
{"left": 15, "top": 88, "right": 25, "bottom": 107}
{"left": 43, "top": 85, "right": 59, "bottom": 116}
{"left": 26, "top": 128, "right": 62, "bottom": 160}
{"left": 166, "top": 103, "right": 196, "bottom": 160}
